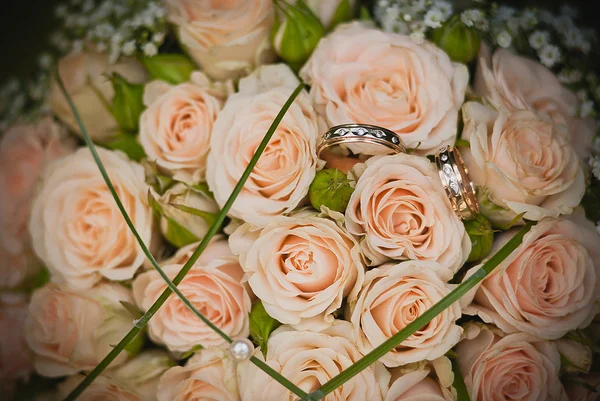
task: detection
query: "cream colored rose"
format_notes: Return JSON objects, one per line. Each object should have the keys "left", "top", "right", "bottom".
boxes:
{"left": 29, "top": 147, "right": 153, "bottom": 289}
{"left": 26, "top": 283, "right": 135, "bottom": 377}
{"left": 229, "top": 210, "right": 364, "bottom": 331}
{"left": 157, "top": 348, "right": 239, "bottom": 401}
{"left": 166, "top": 0, "right": 275, "bottom": 81}
{"left": 461, "top": 211, "right": 600, "bottom": 340}
{"left": 385, "top": 358, "right": 455, "bottom": 401}
{"left": 565, "top": 373, "right": 600, "bottom": 401}
{"left": 345, "top": 153, "right": 470, "bottom": 270}
{"left": 206, "top": 65, "right": 320, "bottom": 227}
{"left": 461, "top": 102, "right": 584, "bottom": 223}
{"left": 132, "top": 238, "right": 251, "bottom": 352}
{"left": 305, "top": 0, "right": 357, "bottom": 28}
{"left": 140, "top": 72, "right": 227, "bottom": 184}
{"left": 58, "top": 374, "right": 142, "bottom": 401}
{"left": 300, "top": 22, "right": 469, "bottom": 155}
{"left": 158, "top": 183, "right": 220, "bottom": 241}
{"left": 475, "top": 47, "right": 596, "bottom": 161}
{"left": 0, "top": 293, "right": 33, "bottom": 398}
{"left": 0, "top": 117, "right": 75, "bottom": 289}
{"left": 50, "top": 51, "right": 148, "bottom": 142}
{"left": 349, "top": 261, "right": 462, "bottom": 367}
{"left": 237, "top": 322, "right": 390, "bottom": 401}
{"left": 456, "top": 324, "right": 567, "bottom": 401}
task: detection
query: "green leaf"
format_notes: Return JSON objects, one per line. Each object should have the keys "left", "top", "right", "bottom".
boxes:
{"left": 249, "top": 301, "right": 282, "bottom": 358}
{"left": 329, "top": 0, "right": 354, "bottom": 30}
{"left": 110, "top": 73, "right": 145, "bottom": 133}
{"left": 452, "top": 358, "right": 471, "bottom": 401}
{"left": 180, "top": 344, "right": 203, "bottom": 360}
{"left": 359, "top": 6, "right": 372, "bottom": 20}
{"left": 119, "top": 301, "right": 143, "bottom": 319}
{"left": 142, "top": 54, "right": 197, "bottom": 85}
{"left": 26, "top": 267, "right": 50, "bottom": 291}
{"left": 169, "top": 203, "right": 219, "bottom": 228}
{"left": 455, "top": 139, "right": 471, "bottom": 148}
{"left": 103, "top": 133, "right": 146, "bottom": 161}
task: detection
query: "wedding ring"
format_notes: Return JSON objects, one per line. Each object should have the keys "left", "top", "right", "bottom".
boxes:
{"left": 316, "top": 124, "right": 406, "bottom": 158}
{"left": 435, "top": 146, "right": 479, "bottom": 221}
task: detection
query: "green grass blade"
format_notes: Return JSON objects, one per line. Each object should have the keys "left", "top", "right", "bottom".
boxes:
{"left": 56, "top": 72, "right": 309, "bottom": 401}
{"left": 311, "top": 221, "right": 534, "bottom": 399}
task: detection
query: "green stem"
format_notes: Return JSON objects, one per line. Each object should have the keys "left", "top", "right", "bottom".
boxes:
{"left": 58, "top": 72, "right": 308, "bottom": 401}
{"left": 311, "top": 221, "right": 534, "bottom": 399}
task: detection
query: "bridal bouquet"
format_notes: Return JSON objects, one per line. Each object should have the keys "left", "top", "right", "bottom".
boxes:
{"left": 2, "top": 0, "right": 600, "bottom": 400}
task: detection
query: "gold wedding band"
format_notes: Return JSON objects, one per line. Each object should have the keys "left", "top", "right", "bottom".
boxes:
{"left": 435, "top": 146, "right": 479, "bottom": 221}
{"left": 316, "top": 124, "right": 407, "bottom": 158}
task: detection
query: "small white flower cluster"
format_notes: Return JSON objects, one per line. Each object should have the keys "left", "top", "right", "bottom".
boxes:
{"left": 374, "top": 0, "right": 453, "bottom": 40}
{"left": 591, "top": 156, "right": 600, "bottom": 182}
{"left": 51, "top": 0, "right": 168, "bottom": 63}
{"left": 0, "top": 53, "right": 54, "bottom": 131}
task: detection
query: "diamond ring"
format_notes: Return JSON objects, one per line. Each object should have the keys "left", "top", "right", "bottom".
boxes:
{"left": 435, "top": 146, "right": 479, "bottom": 221}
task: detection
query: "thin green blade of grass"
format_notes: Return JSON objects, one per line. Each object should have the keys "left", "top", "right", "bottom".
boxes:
{"left": 56, "top": 74, "right": 309, "bottom": 401}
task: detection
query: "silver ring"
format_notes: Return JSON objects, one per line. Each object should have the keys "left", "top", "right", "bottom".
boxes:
{"left": 316, "top": 124, "right": 406, "bottom": 158}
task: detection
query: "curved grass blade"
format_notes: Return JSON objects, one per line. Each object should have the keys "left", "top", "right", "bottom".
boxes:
{"left": 310, "top": 221, "right": 534, "bottom": 399}
{"left": 56, "top": 73, "right": 309, "bottom": 401}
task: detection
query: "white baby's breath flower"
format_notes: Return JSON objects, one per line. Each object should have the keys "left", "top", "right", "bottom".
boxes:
{"left": 152, "top": 32, "right": 165, "bottom": 44}
{"left": 433, "top": 1, "right": 453, "bottom": 19}
{"left": 558, "top": 69, "right": 582, "bottom": 84}
{"left": 580, "top": 101, "right": 595, "bottom": 119}
{"left": 424, "top": 8, "right": 444, "bottom": 29}
{"left": 497, "top": 31, "right": 512, "bottom": 48}
{"left": 55, "top": 4, "right": 68, "bottom": 18}
{"left": 590, "top": 156, "right": 600, "bottom": 180}
{"left": 82, "top": 0, "right": 94, "bottom": 13}
{"left": 520, "top": 9, "right": 538, "bottom": 29}
{"left": 577, "top": 89, "right": 588, "bottom": 102}
{"left": 593, "top": 136, "right": 600, "bottom": 154}
{"left": 122, "top": 40, "right": 136, "bottom": 56}
{"left": 143, "top": 42, "right": 158, "bottom": 57}
{"left": 495, "top": 5, "right": 516, "bottom": 22}
{"left": 38, "top": 53, "right": 53, "bottom": 70}
{"left": 539, "top": 44, "right": 561, "bottom": 68}
{"left": 529, "top": 30, "right": 550, "bottom": 50}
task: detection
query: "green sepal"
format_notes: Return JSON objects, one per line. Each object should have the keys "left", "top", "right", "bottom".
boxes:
{"left": 142, "top": 54, "right": 197, "bottom": 85}
{"left": 103, "top": 133, "right": 146, "bottom": 162}
{"left": 168, "top": 203, "right": 219, "bottom": 228}
{"left": 180, "top": 344, "right": 204, "bottom": 360}
{"left": 147, "top": 190, "right": 199, "bottom": 247}
{"left": 249, "top": 301, "right": 282, "bottom": 358}
{"left": 110, "top": 73, "right": 145, "bottom": 133}
{"left": 464, "top": 214, "right": 494, "bottom": 263}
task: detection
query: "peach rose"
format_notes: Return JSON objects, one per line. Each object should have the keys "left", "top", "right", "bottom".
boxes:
{"left": 349, "top": 261, "right": 462, "bottom": 367}
{"left": 0, "top": 117, "right": 75, "bottom": 289}
{"left": 132, "top": 238, "right": 251, "bottom": 353}
{"left": 26, "top": 283, "right": 135, "bottom": 377}
{"left": 29, "top": 148, "right": 153, "bottom": 289}
{"left": 345, "top": 153, "right": 471, "bottom": 270}
{"left": 229, "top": 210, "right": 364, "bottom": 331}
{"left": 166, "top": 0, "right": 275, "bottom": 81}
{"left": 565, "top": 373, "right": 600, "bottom": 401}
{"left": 385, "top": 358, "right": 455, "bottom": 401}
{"left": 300, "top": 22, "right": 469, "bottom": 155}
{"left": 456, "top": 324, "right": 567, "bottom": 401}
{"left": 461, "top": 102, "right": 584, "bottom": 224}
{"left": 460, "top": 211, "right": 600, "bottom": 340}
{"left": 475, "top": 47, "right": 596, "bottom": 161}
{"left": 157, "top": 347, "right": 239, "bottom": 401}
{"left": 58, "top": 374, "right": 142, "bottom": 401}
{"left": 140, "top": 72, "right": 227, "bottom": 184}
{"left": 0, "top": 293, "right": 33, "bottom": 398}
{"left": 51, "top": 51, "right": 148, "bottom": 142}
{"left": 206, "top": 64, "right": 320, "bottom": 227}
{"left": 237, "top": 322, "right": 390, "bottom": 401}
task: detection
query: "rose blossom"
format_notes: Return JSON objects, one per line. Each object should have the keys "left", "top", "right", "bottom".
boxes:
{"left": 461, "top": 102, "right": 584, "bottom": 223}
{"left": 0, "top": 117, "right": 75, "bottom": 289}
{"left": 460, "top": 211, "right": 600, "bottom": 340}
{"left": 300, "top": 22, "right": 469, "bottom": 155}
{"left": 565, "top": 373, "right": 600, "bottom": 401}
{"left": 139, "top": 72, "right": 228, "bottom": 184}
{"left": 229, "top": 210, "right": 364, "bottom": 331}
{"left": 0, "top": 294, "right": 33, "bottom": 398}
{"left": 345, "top": 153, "right": 471, "bottom": 270}
{"left": 132, "top": 238, "right": 251, "bottom": 353}
{"left": 166, "top": 0, "right": 275, "bottom": 81}
{"left": 206, "top": 64, "right": 320, "bottom": 227}
{"left": 456, "top": 324, "right": 567, "bottom": 401}
{"left": 475, "top": 47, "right": 596, "bottom": 161}
{"left": 50, "top": 51, "right": 148, "bottom": 142}
{"left": 385, "top": 357, "right": 455, "bottom": 401}
{"left": 349, "top": 261, "right": 462, "bottom": 367}
{"left": 157, "top": 348, "right": 239, "bottom": 401}
{"left": 58, "top": 374, "right": 142, "bottom": 401}
{"left": 29, "top": 147, "right": 153, "bottom": 289}
{"left": 237, "top": 322, "right": 390, "bottom": 401}
{"left": 26, "top": 283, "right": 135, "bottom": 377}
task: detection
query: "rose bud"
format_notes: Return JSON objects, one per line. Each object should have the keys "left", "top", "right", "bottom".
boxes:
{"left": 431, "top": 15, "right": 481, "bottom": 64}
{"left": 305, "top": 0, "right": 357, "bottom": 30}
{"left": 309, "top": 168, "right": 354, "bottom": 213}
{"left": 555, "top": 339, "right": 592, "bottom": 375}
{"left": 464, "top": 214, "right": 494, "bottom": 263}
{"left": 141, "top": 53, "right": 197, "bottom": 85}
{"left": 272, "top": 0, "right": 325, "bottom": 70}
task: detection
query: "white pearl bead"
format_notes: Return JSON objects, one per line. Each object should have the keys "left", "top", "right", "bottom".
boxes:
{"left": 230, "top": 339, "right": 254, "bottom": 361}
